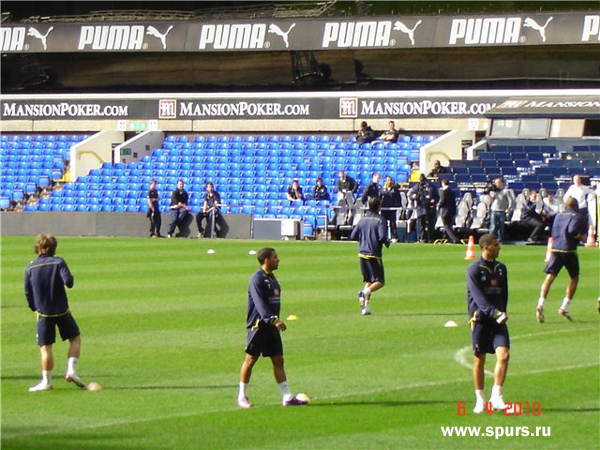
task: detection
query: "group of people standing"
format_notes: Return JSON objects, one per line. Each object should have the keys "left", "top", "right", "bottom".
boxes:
{"left": 146, "top": 179, "right": 224, "bottom": 239}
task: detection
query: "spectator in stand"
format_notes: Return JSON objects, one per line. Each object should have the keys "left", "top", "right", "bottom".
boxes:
{"left": 543, "top": 193, "right": 561, "bottom": 216}
{"left": 361, "top": 173, "right": 381, "bottom": 206}
{"left": 377, "top": 121, "right": 399, "bottom": 144}
{"left": 311, "top": 178, "right": 329, "bottom": 201}
{"left": 427, "top": 160, "right": 447, "bottom": 178}
{"left": 337, "top": 170, "right": 358, "bottom": 203}
{"left": 356, "top": 121, "right": 376, "bottom": 146}
{"left": 286, "top": 179, "right": 304, "bottom": 205}
{"left": 380, "top": 176, "right": 400, "bottom": 242}
{"left": 564, "top": 175, "right": 594, "bottom": 225}
{"left": 522, "top": 190, "right": 548, "bottom": 243}
{"left": 437, "top": 179, "right": 460, "bottom": 244}
{"left": 167, "top": 180, "right": 191, "bottom": 238}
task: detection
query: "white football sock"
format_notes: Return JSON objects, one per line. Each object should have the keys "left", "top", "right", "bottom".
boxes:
{"left": 490, "top": 384, "right": 502, "bottom": 399}
{"left": 42, "top": 370, "right": 52, "bottom": 385}
{"left": 362, "top": 287, "right": 372, "bottom": 297}
{"left": 537, "top": 296, "right": 545, "bottom": 308}
{"left": 278, "top": 381, "right": 293, "bottom": 401}
{"left": 475, "top": 389, "right": 485, "bottom": 403}
{"left": 67, "top": 357, "right": 78, "bottom": 375}
{"left": 560, "top": 297, "right": 571, "bottom": 311}
{"left": 238, "top": 381, "right": 248, "bottom": 399}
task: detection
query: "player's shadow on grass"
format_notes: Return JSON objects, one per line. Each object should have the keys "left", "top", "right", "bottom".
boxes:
{"left": 391, "top": 312, "right": 464, "bottom": 317}
{"left": 3, "top": 428, "right": 127, "bottom": 450}
{"left": 310, "top": 400, "right": 455, "bottom": 407}
{"left": 106, "top": 384, "right": 236, "bottom": 391}
{"left": 1, "top": 375, "right": 40, "bottom": 381}
{"left": 543, "top": 407, "right": 599, "bottom": 413}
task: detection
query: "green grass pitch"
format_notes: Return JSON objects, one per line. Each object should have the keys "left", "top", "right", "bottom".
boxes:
{"left": 2, "top": 236, "right": 599, "bottom": 449}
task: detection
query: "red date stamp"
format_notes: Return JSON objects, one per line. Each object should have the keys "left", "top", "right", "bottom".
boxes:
{"left": 457, "top": 401, "right": 542, "bottom": 416}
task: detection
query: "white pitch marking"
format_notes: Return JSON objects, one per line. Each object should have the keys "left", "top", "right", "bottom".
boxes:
{"left": 453, "top": 327, "right": 598, "bottom": 374}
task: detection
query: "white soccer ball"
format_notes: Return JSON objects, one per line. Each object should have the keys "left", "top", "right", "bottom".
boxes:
{"left": 207, "top": 249, "right": 215, "bottom": 254}
{"left": 87, "top": 381, "right": 102, "bottom": 391}
{"left": 248, "top": 250, "right": 257, "bottom": 255}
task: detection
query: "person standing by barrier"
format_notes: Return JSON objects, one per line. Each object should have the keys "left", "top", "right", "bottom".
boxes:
{"left": 361, "top": 173, "right": 381, "bottom": 206}
{"left": 438, "top": 179, "right": 460, "bottom": 243}
{"left": 488, "top": 178, "right": 514, "bottom": 243}
{"left": 380, "top": 176, "right": 400, "bottom": 242}
{"left": 146, "top": 179, "right": 162, "bottom": 238}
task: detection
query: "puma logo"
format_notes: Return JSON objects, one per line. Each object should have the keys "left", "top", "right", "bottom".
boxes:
{"left": 27, "top": 27, "right": 54, "bottom": 50}
{"left": 146, "top": 25, "right": 174, "bottom": 49}
{"left": 393, "top": 20, "right": 422, "bottom": 46}
{"left": 523, "top": 17, "right": 553, "bottom": 42}
{"left": 268, "top": 23, "right": 296, "bottom": 48}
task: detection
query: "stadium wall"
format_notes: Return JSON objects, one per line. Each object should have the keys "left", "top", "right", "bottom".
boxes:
{"left": 71, "top": 130, "right": 124, "bottom": 180}
{"left": 0, "top": 212, "right": 252, "bottom": 239}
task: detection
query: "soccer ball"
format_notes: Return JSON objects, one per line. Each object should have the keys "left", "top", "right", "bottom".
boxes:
{"left": 87, "top": 381, "right": 102, "bottom": 391}
{"left": 296, "top": 392, "right": 310, "bottom": 403}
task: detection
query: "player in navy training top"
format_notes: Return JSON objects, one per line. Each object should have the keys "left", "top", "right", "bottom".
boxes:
{"left": 466, "top": 234, "right": 510, "bottom": 414}
{"left": 537, "top": 197, "right": 588, "bottom": 323}
{"left": 350, "top": 196, "right": 389, "bottom": 315}
{"left": 24, "top": 234, "right": 86, "bottom": 392}
{"left": 237, "top": 248, "right": 307, "bottom": 408}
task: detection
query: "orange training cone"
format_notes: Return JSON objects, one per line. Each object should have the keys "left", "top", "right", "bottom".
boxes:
{"left": 585, "top": 225, "right": 597, "bottom": 247}
{"left": 545, "top": 237, "right": 554, "bottom": 262}
{"left": 464, "top": 235, "right": 476, "bottom": 260}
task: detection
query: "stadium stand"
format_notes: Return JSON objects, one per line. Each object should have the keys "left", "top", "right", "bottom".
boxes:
{"left": 2, "top": 131, "right": 596, "bottom": 242}
{"left": 0, "top": 134, "right": 88, "bottom": 210}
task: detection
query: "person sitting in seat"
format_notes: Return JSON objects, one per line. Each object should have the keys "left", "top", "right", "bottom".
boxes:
{"left": 286, "top": 179, "right": 304, "bottom": 205}
{"left": 377, "top": 121, "right": 399, "bottom": 144}
{"left": 522, "top": 190, "right": 549, "bottom": 243}
{"left": 311, "top": 178, "right": 329, "bottom": 201}
{"left": 356, "top": 121, "right": 376, "bottom": 146}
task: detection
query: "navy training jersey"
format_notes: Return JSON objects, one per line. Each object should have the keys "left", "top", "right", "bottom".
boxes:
{"left": 350, "top": 211, "right": 388, "bottom": 258}
{"left": 147, "top": 188, "right": 159, "bottom": 204}
{"left": 25, "top": 255, "right": 74, "bottom": 316}
{"left": 204, "top": 191, "right": 221, "bottom": 209}
{"left": 466, "top": 257, "right": 508, "bottom": 322}
{"left": 551, "top": 208, "right": 587, "bottom": 252}
{"left": 246, "top": 268, "right": 281, "bottom": 329}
